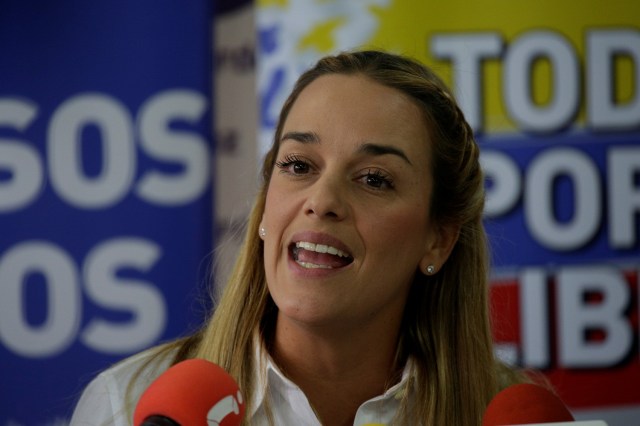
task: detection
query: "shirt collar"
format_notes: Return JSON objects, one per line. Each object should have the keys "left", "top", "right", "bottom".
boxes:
{"left": 247, "top": 333, "right": 414, "bottom": 421}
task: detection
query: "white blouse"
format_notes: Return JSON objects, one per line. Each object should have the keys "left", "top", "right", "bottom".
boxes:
{"left": 69, "top": 344, "right": 412, "bottom": 426}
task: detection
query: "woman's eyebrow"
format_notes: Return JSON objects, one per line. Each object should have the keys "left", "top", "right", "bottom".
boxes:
{"left": 280, "top": 132, "right": 412, "bottom": 166}
{"left": 358, "top": 142, "right": 412, "bottom": 166}
{"left": 280, "top": 131, "right": 320, "bottom": 144}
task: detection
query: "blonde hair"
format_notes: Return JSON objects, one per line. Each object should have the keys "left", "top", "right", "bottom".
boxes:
{"left": 156, "top": 50, "right": 523, "bottom": 425}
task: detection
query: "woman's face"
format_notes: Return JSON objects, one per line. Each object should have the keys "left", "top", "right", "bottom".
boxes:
{"left": 261, "top": 73, "right": 449, "bottom": 330}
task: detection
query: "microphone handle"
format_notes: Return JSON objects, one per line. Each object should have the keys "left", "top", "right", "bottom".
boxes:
{"left": 141, "top": 415, "right": 181, "bottom": 426}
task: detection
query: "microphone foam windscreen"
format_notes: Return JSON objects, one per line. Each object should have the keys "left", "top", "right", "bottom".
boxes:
{"left": 133, "top": 358, "right": 245, "bottom": 426}
{"left": 483, "top": 383, "right": 574, "bottom": 426}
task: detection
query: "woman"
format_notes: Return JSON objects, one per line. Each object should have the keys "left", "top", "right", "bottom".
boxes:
{"left": 71, "top": 50, "right": 524, "bottom": 425}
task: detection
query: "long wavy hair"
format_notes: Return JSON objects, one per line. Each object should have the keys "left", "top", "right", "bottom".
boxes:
{"left": 145, "top": 50, "right": 522, "bottom": 425}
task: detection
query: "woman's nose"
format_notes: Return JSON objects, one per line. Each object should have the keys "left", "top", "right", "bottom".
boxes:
{"left": 303, "top": 174, "right": 348, "bottom": 220}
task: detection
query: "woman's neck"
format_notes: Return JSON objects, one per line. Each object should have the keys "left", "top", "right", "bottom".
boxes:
{"left": 270, "top": 315, "right": 404, "bottom": 425}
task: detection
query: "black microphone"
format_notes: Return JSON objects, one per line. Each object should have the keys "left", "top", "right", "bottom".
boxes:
{"left": 140, "top": 415, "right": 179, "bottom": 426}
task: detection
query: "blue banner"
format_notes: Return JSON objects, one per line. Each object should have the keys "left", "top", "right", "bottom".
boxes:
{"left": 0, "top": 2, "right": 213, "bottom": 423}
{"left": 481, "top": 131, "right": 640, "bottom": 268}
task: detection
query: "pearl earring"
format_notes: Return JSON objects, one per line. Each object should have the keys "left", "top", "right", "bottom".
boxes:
{"left": 259, "top": 227, "right": 266, "bottom": 238}
{"left": 425, "top": 264, "right": 435, "bottom": 275}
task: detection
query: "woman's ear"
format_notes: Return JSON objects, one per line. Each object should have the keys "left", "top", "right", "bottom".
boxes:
{"left": 258, "top": 216, "right": 266, "bottom": 240}
{"left": 419, "top": 223, "right": 460, "bottom": 275}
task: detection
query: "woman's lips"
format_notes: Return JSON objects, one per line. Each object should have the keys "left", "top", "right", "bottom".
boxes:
{"left": 289, "top": 240, "right": 354, "bottom": 270}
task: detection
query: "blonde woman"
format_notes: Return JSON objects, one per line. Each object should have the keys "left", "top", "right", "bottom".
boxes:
{"left": 71, "top": 50, "right": 525, "bottom": 426}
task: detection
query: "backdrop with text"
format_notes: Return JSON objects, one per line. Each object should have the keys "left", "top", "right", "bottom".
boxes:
{"left": 256, "top": 1, "right": 640, "bottom": 424}
{"left": 0, "top": 2, "right": 213, "bottom": 424}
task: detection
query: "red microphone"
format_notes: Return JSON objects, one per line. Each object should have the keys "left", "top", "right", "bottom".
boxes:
{"left": 134, "top": 358, "right": 245, "bottom": 426}
{"left": 483, "top": 383, "right": 574, "bottom": 425}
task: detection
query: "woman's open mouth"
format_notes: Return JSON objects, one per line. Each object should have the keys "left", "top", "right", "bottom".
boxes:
{"left": 290, "top": 241, "right": 354, "bottom": 269}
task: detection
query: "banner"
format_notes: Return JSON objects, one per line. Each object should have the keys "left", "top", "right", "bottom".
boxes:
{"left": 0, "top": 2, "right": 212, "bottom": 424}
{"left": 214, "top": 0, "right": 260, "bottom": 287}
{"left": 256, "top": 0, "right": 640, "bottom": 424}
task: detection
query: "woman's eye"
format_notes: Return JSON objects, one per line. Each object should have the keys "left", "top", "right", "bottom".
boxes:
{"left": 292, "top": 161, "right": 309, "bottom": 174}
{"left": 361, "top": 169, "right": 394, "bottom": 189}
{"left": 275, "top": 155, "right": 310, "bottom": 175}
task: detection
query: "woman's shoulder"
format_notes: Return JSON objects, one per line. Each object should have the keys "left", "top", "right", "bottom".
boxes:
{"left": 108, "top": 344, "right": 177, "bottom": 386}
{"left": 70, "top": 345, "right": 178, "bottom": 425}
{"left": 495, "top": 359, "right": 531, "bottom": 390}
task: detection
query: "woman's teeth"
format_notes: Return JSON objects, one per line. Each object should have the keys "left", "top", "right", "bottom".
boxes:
{"left": 292, "top": 241, "right": 352, "bottom": 269}
{"left": 296, "top": 261, "right": 332, "bottom": 269}
{"left": 295, "top": 241, "right": 350, "bottom": 258}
